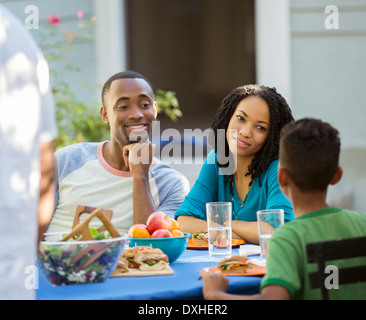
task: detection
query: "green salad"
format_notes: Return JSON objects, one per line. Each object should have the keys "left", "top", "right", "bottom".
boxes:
{"left": 38, "top": 228, "right": 124, "bottom": 286}
{"left": 65, "top": 227, "right": 112, "bottom": 241}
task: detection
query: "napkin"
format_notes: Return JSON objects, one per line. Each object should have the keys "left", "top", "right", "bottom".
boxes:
{"left": 249, "top": 257, "right": 267, "bottom": 266}
{"left": 238, "top": 244, "right": 261, "bottom": 256}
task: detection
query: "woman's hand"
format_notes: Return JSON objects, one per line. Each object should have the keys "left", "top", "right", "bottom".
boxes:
{"left": 231, "top": 220, "right": 259, "bottom": 244}
{"left": 177, "top": 215, "right": 208, "bottom": 234}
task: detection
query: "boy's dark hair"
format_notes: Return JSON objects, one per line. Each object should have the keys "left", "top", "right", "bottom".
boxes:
{"left": 279, "top": 118, "right": 341, "bottom": 192}
{"left": 210, "top": 84, "right": 294, "bottom": 194}
{"left": 101, "top": 70, "right": 154, "bottom": 108}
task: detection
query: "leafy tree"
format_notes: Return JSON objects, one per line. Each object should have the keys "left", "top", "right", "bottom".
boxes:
{"left": 37, "top": 13, "right": 182, "bottom": 149}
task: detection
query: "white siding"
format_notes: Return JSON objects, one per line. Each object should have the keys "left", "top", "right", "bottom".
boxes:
{"left": 255, "top": 0, "right": 292, "bottom": 104}
{"left": 290, "top": 0, "right": 366, "bottom": 211}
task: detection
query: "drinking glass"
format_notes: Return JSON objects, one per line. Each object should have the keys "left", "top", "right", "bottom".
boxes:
{"left": 257, "top": 209, "right": 284, "bottom": 262}
{"left": 206, "top": 202, "right": 232, "bottom": 260}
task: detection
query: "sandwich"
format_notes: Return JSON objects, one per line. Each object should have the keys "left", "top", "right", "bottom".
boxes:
{"left": 115, "top": 258, "right": 129, "bottom": 273}
{"left": 122, "top": 245, "right": 152, "bottom": 268}
{"left": 218, "top": 256, "right": 253, "bottom": 274}
{"left": 191, "top": 230, "right": 208, "bottom": 246}
{"left": 134, "top": 248, "right": 169, "bottom": 271}
{"left": 121, "top": 245, "right": 169, "bottom": 271}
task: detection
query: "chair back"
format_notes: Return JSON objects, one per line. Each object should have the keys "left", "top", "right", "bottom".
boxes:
{"left": 306, "top": 236, "right": 366, "bottom": 300}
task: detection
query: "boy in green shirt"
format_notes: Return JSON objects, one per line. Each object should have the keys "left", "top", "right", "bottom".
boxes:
{"left": 200, "top": 118, "right": 366, "bottom": 300}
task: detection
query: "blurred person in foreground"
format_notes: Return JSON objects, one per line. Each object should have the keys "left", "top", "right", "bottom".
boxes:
{"left": 0, "top": 5, "right": 58, "bottom": 300}
{"left": 200, "top": 118, "right": 366, "bottom": 300}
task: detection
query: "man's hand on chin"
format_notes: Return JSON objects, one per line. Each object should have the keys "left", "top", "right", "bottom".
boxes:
{"left": 122, "top": 141, "right": 155, "bottom": 175}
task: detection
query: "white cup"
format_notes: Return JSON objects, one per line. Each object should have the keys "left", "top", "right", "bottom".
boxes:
{"left": 206, "top": 202, "right": 232, "bottom": 260}
{"left": 257, "top": 209, "right": 284, "bottom": 261}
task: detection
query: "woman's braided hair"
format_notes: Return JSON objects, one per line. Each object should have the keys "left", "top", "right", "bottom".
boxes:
{"left": 210, "top": 84, "right": 294, "bottom": 195}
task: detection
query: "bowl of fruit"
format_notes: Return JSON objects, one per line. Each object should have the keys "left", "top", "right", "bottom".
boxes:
{"left": 38, "top": 207, "right": 127, "bottom": 286}
{"left": 128, "top": 211, "right": 190, "bottom": 263}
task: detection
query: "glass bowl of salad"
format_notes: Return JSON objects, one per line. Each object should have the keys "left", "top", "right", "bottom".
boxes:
{"left": 38, "top": 229, "right": 127, "bottom": 286}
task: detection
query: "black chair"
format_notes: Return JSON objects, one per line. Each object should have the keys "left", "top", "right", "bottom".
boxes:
{"left": 306, "top": 236, "right": 366, "bottom": 300}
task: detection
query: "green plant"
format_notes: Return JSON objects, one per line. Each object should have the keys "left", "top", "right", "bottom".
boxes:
{"left": 155, "top": 89, "right": 182, "bottom": 122}
{"left": 37, "top": 13, "right": 182, "bottom": 149}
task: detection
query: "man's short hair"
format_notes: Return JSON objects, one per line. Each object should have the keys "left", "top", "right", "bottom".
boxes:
{"left": 101, "top": 70, "right": 154, "bottom": 108}
{"left": 279, "top": 118, "right": 341, "bottom": 192}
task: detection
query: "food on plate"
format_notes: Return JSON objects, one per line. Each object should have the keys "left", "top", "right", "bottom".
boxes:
{"left": 191, "top": 230, "right": 208, "bottom": 246}
{"left": 135, "top": 248, "right": 169, "bottom": 271}
{"left": 115, "top": 258, "right": 129, "bottom": 273}
{"left": 121, "top": 245, "right": 169, "bottom": 271}
{"left": 146, "top": 211, "right": 172, "bottom": 234}
{"left": 218, "top": 256, "right": 253, "bottom": 274}
{"left": 151, "top": 229, "right": 173, "bottom": 238}
{"left": 128, "top": 224, "right": 151, "bottom": 238}
{"left": 122, "top": 245, "right": 151, "bottom": 268}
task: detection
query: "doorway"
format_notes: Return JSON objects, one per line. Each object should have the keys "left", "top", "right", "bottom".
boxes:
{"left": 125, "top": 0, "right": 256, "bottom": 132}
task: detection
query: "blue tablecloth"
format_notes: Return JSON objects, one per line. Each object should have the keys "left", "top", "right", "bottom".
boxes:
{"left": 36, "top": 248, "right": 262, "bottom": 300}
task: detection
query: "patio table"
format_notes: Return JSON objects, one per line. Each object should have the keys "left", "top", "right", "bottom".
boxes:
{"left": 36, "top": 246, "right": 262, "bottom": 300}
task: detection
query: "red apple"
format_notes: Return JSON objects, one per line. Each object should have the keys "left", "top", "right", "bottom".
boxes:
{"left": 146, "top": 211, "right": 172, "bottom": 234}
{"left": 151, "top": 229, "right": 173, "bottom": 238}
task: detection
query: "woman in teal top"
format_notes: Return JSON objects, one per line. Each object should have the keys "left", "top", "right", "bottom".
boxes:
{"left": 175, "top": 85, "right": 294, "bottom": 243}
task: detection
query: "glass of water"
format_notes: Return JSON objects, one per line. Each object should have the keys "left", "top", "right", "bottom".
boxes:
{"left": 206, "top": 202, "right": 232, "bottom": 260}
{"left": 257, "top": 209, "right": 284, "bottom": 263}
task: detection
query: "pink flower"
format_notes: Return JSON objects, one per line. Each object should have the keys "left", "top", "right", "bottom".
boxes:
{"left": 77, "top": 11, "right": 84, "bottom": 19}
{"left": 46, "top": 14, "right": 61, "bottom": 25}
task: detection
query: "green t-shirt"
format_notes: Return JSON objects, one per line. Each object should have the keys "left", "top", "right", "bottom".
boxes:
{"left": 260, "top": 207, "right": 366, "bottom": 300}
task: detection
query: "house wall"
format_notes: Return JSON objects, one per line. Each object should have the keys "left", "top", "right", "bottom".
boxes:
{"left": 255, "top": 0, "right": 292, "bottom": 104}
{"left": 255, "top": 0, "right": 366, "bottom": 211}
{"left": 290, "top": 0, "right": 366, "bottom": 210}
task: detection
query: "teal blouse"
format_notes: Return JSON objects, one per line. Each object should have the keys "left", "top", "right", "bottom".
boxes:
{"left": 174, "top": 151, "right": 294, "bottom": 222}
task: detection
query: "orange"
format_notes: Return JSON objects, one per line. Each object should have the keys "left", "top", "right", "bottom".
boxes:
{"left": 170, "top": 218, "right": 180, "bottom": 231}
{"left": 128, "top": 224, "right": 151, "bottom": 238}
{"left": 171, "top": 229, "right": 184, "bottom": 237}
